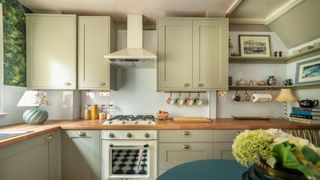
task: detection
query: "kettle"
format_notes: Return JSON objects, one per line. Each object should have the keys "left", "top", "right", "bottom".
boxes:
{"left": 298, "top": 99, "right": 319, "bottom": 108}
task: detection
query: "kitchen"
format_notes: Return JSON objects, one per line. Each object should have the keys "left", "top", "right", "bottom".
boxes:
{"left": 0, "top": 0, "right": 320, "bottom": 180}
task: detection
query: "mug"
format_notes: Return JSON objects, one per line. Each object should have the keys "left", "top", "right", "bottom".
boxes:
{"left": 175, "top": 96, "right": 184, "bottom": 106}
{"left": 243, "top": 91, "right": 251, "bottom": 102}
{"left": 184, "top": 97, "right": 194, "bottom": 106}
{"left": 251, "top": 93, "right": 272, "bottom": 102}
{"left": 166, "top": 94, "right": 175, "bottom": 105}
{"left": 232, "top": 91, "right": 241, "bottom": 102}
{"left": 194, "top": 97, "right": 203, "bottom": 106}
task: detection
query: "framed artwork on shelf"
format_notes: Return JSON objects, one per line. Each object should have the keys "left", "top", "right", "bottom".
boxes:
{"left": 295, "top": 55, "right": 320, "bottom": 84}
{"left": 239, "top": 35, "right": 271, "bottom": 57}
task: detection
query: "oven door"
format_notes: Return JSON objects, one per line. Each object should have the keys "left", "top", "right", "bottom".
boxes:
{"left": 102, "top": 140, "right": 157, "bottom": 180}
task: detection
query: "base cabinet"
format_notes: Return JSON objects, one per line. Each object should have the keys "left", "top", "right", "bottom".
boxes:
{"left": 0, "top": 132, "right": 60, "bottom": 180}
{"left": 62, "top": 130, "right": 101, "bottom": 180}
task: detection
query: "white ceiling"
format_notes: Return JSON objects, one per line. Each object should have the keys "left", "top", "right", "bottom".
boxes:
{"left": 19, "top": 0, "right": 234, "bottom": 26}
{"left": 229, "top": 0, "right": 289, "bottom": 18}
{"left": 18, "top": 0, "right": 296, "bottom": 26}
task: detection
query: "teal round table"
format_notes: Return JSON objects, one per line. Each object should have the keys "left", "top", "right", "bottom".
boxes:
{"left": 157, "top": 160, "right": 247, "bottom": 180}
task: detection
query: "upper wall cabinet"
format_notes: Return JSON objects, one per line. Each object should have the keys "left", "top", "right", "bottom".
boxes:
{"left": 157, "top": 18, "right": 228, "bottom": 91}
{"left": 26, "top": 14, "right": 77, "bottom": 89}
{"left": 78, "top": 16, "right": 117, "bottom": 90}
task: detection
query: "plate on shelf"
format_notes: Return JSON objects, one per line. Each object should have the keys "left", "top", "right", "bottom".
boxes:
{"left": 232, "top": 116, "right": 271, "bottom": 120}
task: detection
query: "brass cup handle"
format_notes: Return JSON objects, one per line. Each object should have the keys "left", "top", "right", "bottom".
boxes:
{"left": 65, "top": 82, "right": 72, "bottom": 86}
{"left": 79, "top": 131, "right": 87, "bottom": 137}
{"left": 99, "top": 82, "right": 106, "bottom": 86}
{"left": 183, "top": 83, "right": 190, "bottom": 87}
{"left": 182, "top": 145, "right": 190, "bottom": 150}
{"left": 45, "top": 134, "right": 54, "bottom": 141}
{"left": 182, "top": 131, "right": 191, "bottom": 136}
{"left": 197, "top": 83, "right": 204, "bottom": 87}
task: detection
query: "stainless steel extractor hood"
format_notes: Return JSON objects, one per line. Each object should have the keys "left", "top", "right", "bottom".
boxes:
{"left": 105, "top": 15, "right": 157, "bottom": 68}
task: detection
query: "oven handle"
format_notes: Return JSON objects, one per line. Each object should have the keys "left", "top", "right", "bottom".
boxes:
{"left": 109, "top": 144, "right": 149, "bottom": 148}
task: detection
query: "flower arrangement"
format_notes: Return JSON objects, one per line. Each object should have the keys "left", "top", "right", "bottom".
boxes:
{"left": 34, "top": 91, "right": 50, "bottom": 106}
{"left": 233, "top": 129, "right": 320, "bottom": 179}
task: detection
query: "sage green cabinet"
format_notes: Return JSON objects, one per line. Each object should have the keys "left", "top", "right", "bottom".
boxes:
{"left": 78, "top": 16, "right": 117, "bottom": 90}
{"left": 0, "top": 132, "right": 61, "bottom": 180}
{"left": 62, "top": 130, "right": 101, "bottom": 180}
{"left": 26, "top": 14, "right": 77, "bottom": 89}
{"left": 157, "top": 18, "right": 228, "bottom": 91}
{"left": 193, "top": 19, "right": 228, "bottom": 89}
{"left": 158, "top": 130, "right": 214, "bottom": 174}
{"left": 157, "top": 19, "right": 193, "bottom": 90}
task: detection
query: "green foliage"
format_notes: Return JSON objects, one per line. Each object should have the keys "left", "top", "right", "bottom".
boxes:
{"left": 273, "top": 141, "right": 313, "bottom": 178}
{"left": 1, "top": 0, "right": 30, "bottom": 87}
{"left": 302, "top": 146, "right": 320, "bottom": 165}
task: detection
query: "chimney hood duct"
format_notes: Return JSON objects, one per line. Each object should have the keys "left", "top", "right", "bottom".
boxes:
{"left": 105, "top": 15, "right": 157, "bottom": 67}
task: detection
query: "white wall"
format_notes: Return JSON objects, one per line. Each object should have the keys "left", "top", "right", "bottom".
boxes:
{"left": 81, "top": 30, "right": 214, "bottom": 118}
{"left": 0, "top": 86, "right": 79, "bottom": 126}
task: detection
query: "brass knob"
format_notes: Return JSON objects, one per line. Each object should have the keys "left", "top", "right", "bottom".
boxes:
{"left": 236, "top": 131, "right": 241, "bottom": 136}
{"left": 45, "top": 134, "right": 53, "bottom": 141}
{"left": 197, "top": 83, "right": 204, "bottom": 87}
{"left": 183, "top": 83, "right": 190, "bottom": 87}
{"left": 79, "top": 131, "right": 87, "bottom": 137}
{"left": 99, "top": 82, "right": 106, "bottom": 86}
{"left": 182, "top": 131, "right": 191, "bottom": 136}
{"left": 182, "top": 145, "right": 190, "bottom": 150}
{"left": 65, "top": 82, "right": 72, "bottom": 86}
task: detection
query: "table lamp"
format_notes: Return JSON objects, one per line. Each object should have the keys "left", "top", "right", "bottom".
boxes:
{"left": 17, "top": 91, "right": 50, "bottom": 124}
{"left": 274, "top": 88, "right": 297, "bottom": 119}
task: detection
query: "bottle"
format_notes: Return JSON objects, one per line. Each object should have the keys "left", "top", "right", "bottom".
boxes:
{"left": 84, "top": 105, "right": 91, "bottom": 120}
{"left": 91, "top": 104, "right": 99, "bottom": 120}
{"left": 107, "top": 103, "right": 114, "bottom": 120}
{"left": 99, "top": 104, "right": 106, "bottom": 120}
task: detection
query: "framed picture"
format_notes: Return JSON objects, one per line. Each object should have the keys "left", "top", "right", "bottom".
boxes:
{"left": 239, "top": 35, "right": 271, "bottom": 57}
{"left": 295, "top": 55, "right": 320, "bottom": 84}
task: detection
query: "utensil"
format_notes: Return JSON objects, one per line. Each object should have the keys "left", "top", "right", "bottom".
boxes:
{"left": 232, "top": 91, "right": 241, "bottom": 102}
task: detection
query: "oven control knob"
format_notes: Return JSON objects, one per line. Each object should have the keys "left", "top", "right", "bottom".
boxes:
{"left": 109, "top": 133, "right": 115, "bottom": 138}
{"left": 127, "top": 133, "right": 132, "bottom": 138}
{"left": 144, "top": 133, "right": 150, "bottom": 138}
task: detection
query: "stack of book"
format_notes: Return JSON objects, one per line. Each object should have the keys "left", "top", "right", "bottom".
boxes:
{"left": 289, "top": 107, "right": 320, "bottom": 124}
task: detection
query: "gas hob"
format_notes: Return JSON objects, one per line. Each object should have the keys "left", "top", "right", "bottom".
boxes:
{"left": 103, "top": 115, "right": 156, "bottom": 125}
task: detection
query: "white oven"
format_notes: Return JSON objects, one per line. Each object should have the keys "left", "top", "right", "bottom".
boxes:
{"left": 102, "top": 130, "right": 157, "bottom": 180}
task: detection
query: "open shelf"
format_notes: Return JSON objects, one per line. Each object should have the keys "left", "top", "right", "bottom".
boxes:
{"left": 229, "top": 56, "right": 287, "bottom": 64}
{"left": 229, "top": 47, "right": 320, "bottom": 64}
{"left": 229, "top": 83, "right": 320, "bottom": 91}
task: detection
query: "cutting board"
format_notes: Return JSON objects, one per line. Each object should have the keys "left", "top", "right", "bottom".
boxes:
{"left": 173, "top": 117, "right": 211, "bottom": 123}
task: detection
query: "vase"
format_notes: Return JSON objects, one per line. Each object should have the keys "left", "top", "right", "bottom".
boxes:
{"left": 23, "top": 107, "right": 48, "bottom": 124}
{"left": 242, "top": 163, "right": 307, "bottom": 180}
{"left": 267, "top": 76, "right": 276, "bottom": 86}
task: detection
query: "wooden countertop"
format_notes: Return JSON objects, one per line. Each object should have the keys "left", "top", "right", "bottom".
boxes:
{"left": 1, "top": 118, "right": 320, "bottom": 148}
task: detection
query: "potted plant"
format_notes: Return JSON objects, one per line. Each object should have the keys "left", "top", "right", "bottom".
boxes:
{"left": 232, "top": 129, "right": 320, "bottom": 180}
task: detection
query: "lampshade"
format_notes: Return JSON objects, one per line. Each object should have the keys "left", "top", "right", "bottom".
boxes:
{"left": 274, "top": 88, "right": 297, "bottom": 103}
{"left": 17, "top": 91, "right": 49, "bottom": 107}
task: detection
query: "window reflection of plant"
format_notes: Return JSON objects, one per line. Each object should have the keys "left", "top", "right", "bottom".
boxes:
{"left": 1, "top": 0, "right": 31, "bottom": 87}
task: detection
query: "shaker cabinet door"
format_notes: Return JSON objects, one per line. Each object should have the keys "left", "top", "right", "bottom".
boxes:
{"left": 62, "top": 130, "right": 101, "bottom": 180}
{"left": 192, "top": 19, "right": 228, "bottom": 90}
{"left": 157, "top": 19, "right": 193, "bottom": 91}
{"left": 26, "top": 14, "right": 76, "bottom": 89}
{"left": 78, "top": 16, "right": 117, "bottom": 90}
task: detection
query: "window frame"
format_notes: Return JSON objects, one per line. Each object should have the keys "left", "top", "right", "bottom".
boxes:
{"left": 0, "top": 4, "right": 5, "bottom": 114}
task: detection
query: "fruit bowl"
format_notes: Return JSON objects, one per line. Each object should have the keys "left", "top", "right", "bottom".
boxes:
{"left": 157, "top": 110, "right": 169, "bottom": 120}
